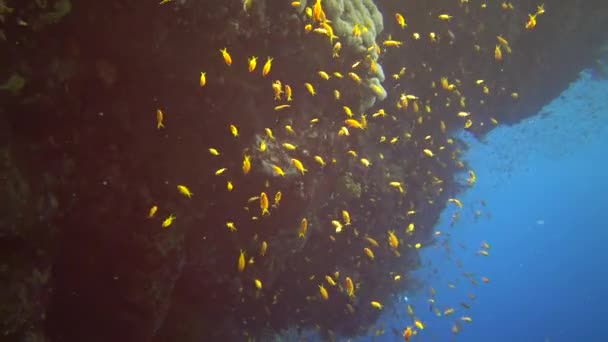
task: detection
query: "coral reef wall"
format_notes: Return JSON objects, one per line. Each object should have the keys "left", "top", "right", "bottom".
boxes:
{"left": 1, "top": 0, "right": 607, "bottom": 341}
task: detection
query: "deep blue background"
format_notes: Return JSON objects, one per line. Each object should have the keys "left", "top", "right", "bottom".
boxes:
{"left": 356, "top": 71, "right": 608, "bottom": 341}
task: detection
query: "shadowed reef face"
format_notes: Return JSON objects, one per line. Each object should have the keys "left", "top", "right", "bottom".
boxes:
{"left": 1, "top": 0, "right": 607, "bottom": 341}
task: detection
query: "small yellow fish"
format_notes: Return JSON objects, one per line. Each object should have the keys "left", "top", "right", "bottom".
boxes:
{"left": 536, "top": 4, "right": 545, "bottom": 15}
{"left": 265, "top": 127, "right": 275, "bottom": 140}
{"left": 395, "top": 13, "right": 406, "bottom": 29}
{"left": 344, "top": 119, "right": 364, "bottom": 129}
{"left": 156, "top": 108, "right": 165, "bottom": 129}
{"left": 423, "top": 149, "right": 434, "bottom": 157}
{"left": 291, "top": 158, "right": 307, "bottom": 174}
{"left": 343, "top": 106, "right": 354, "bottom": 117}
{"left": 248, "top": 56, "right": 258, "bottom": 72}
{"left": 332, "top": 220, "right": 343, "bottom": 233}
{"left": 272, "top": 164, "right": 285, "bottom": 177}
{"left": 406, "top": 223, "right": 415, "bottom": 233}
{"left": 414, "top": 319, "right": 425, "bottom": 330}
{"left": 177, "top": 185, "right": 193, "bottom": 198}
{"left": 348, "top": 72, "right": 362, "bottom": 84}
{"left": 208, "top": 148, "right": 220, "bottom": 156}
{"left": 338, "top": 126, "right": 350, "bottom": 136}
{"left": 325, "top": 275, "right": 337, "bottom": 286}
{"left": 372, "top": 109, "right": 386, "bottom": 118}
{"left": 260, "top": 241, "right": 268, "bottom": 256}
{"left": 282, "top": 142, "right": 297, "bottom": 151}
{"left": 148, "top": 205, "right": 158, "bottom": 218}
{"left": 273, "top": 191, "right": 282, "bottom": 207}
{"left": 352, "top": 23, "right": 361, "bottom": 37}
{"left": 215, "top": 168, "right": 228, "bottom": 176}
{"left": 274, "top": 104, "right": 290, "bottom": 111}
{"left": 370, "top": 301, "right": 383, "bottom": 310}
{"left": 199, "top": 72, "right": 207, "bottom": 87}
{"left": 285, "top": 84, "right": 293, "bottom": 101}
{"left": 497, "top": 35, "right": 512, "bottom": 53}
{"left": 364, "top": 236, "right": 379, "bottom": 247}
{"left": 262, "top": 57, "right": 273, "bottom": 76}
{"left": 438, "top": 14, "right": 452, "bottom": 21}
{"left": 238, "top": 249, "right": 246, "bottom": 272}
{"left": 448, "top": 198, "right": 463, "bottom": 208}
{"left": 318, "top": 70, "right": 330, "bottom": 80}
{"left": 254, "top": 278, "right": 262, "bottom": 290}
{"left": 229, "top": 124, "right": 239, "bottom": 137}
{"left": 304, "top": 82, "right": 316, "bottom": 96}
{"left": 272, "top": 80, "right": 283, "bottom": 100}
{"left": 342, "top": 210, "right": 351, "bottom": 225}
{"left": 382, "top": 39, "right": 403, "bottom": 47}
{"left": 319, "top": 284, "right": 329, "bottom": 300}
{"left": 525, "top": 13, "right": 537, "bottom": 30}
{"left": 226, "top": 221, "right": 237, "bottom": 232}
{"left": 243, "top": 0, "right": 253, "bottom": 12}
{"left": 162, "top": 214, "right": 176, "bottom": 228}
{"left": 314, "top": 155, "right": 326, "bottom": 166}
{"left": 495, "top": 45, "right": 502, "bottom": 61}
{"left": 389, "top": 181, "right": 405, "bottom": 193}
{"left": 220, "top": 48, "right": 232, "bottom": 66}
{"left": 388, "top": 230, "right": 399, "bottom": 249}
{"left": 227, "top": 181, "right": 233, "bottom": 191}
{"left": 408, "top": 304, "right": 415, "bottom": 316}
{"left": 360, "top": 158, "right": 371, "bottom": 167}
{"left": 363, "top": 247, "right": 375, "bottom": 260}
{"left": 334, "top": 89, "right": 341, "bottom": 100}
{"left": 299, "top": 217, "right": 308, "bottom": 238}
{"left": 332, "top": 41, "right": 341, "bottom": 58}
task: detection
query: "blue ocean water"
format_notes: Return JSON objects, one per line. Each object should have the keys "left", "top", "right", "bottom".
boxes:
{"left": 357, "top": 70, "right": 608, "bottom": 341}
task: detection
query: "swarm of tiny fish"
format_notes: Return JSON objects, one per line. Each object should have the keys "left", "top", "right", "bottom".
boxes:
{"left": 149, "top": 0, "right": 547, "bottom": 340}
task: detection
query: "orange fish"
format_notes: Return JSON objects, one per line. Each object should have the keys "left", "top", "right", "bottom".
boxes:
{"left": 220, "top": 48, "right": 232, "bottom": 66}
{"left": 525, "top": 14, "right": 537, "bottom": 30}
{"left": 403, "top": 326, "right": 412, "bottom": 341}
{"left": 242, "top": 154, "right": 251, "bottom": 174}
{"left": 313, "top": 0, "right": 326, "bottom": 23}
{"left": 262, "top": 57, "right": 273, "bottom": 76}
{"left": 345, "top": 276, "right": 355, "bottom": 297}
{"left": 260, "top": 192, "right": 270, "bottom": 216}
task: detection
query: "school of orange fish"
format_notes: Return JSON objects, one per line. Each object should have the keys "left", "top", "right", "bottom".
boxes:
{"left": 150, "top": 0, "right": 545, "bottom": 340}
